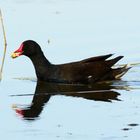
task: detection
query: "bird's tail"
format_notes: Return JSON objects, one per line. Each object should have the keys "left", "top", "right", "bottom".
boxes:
{"left": 113, "top": 65, "right": 131, "bottom": 79}
{"left": 100, "top": 65, "right": 131, "bottom": 81}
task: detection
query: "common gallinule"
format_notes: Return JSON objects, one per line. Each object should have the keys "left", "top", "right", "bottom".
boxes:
{"left": 11, "top": 40, "right": 130, "bottom": 84}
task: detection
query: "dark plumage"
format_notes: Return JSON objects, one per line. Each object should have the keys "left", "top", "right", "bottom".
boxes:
{"left": 11, "top": 40, "right": 130, "bottom": 84}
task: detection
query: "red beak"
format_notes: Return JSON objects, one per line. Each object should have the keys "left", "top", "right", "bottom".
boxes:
{"left": 11, "top": 43, "right": 24, "bottom": 58}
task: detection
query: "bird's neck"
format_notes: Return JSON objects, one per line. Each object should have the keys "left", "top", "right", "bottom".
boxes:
{"left": 29, "top": 52, "right": 51, "bottom": 80}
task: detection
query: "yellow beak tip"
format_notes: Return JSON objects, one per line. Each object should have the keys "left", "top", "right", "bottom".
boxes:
{"left": 11, "top": 53, "right": 17, "bottom": 59}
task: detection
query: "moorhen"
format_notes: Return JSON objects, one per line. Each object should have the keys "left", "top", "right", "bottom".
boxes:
{"left": 11, "top": 40, "right": 130, "bottom": 84}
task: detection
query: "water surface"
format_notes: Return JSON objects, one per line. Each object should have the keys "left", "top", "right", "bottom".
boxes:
{"left": 0, "top": 0, "right": 140, "bottom": 140}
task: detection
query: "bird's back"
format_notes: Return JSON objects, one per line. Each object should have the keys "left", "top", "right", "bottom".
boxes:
{"left": 47, "top": 54, "right": 125, "bottom": 84}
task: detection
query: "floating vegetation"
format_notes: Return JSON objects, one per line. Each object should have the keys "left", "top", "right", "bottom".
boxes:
{"left": 0, "top": 9, "right": 7, "bottom": 81}
{"left": 115, "top": 62, "right": 140, "bottom": 68}
{"left": 13, "top": 77, "right": 37, "bottom": 82}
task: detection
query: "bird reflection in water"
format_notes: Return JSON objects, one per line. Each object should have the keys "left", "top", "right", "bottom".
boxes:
{"left": 12, "top": 81, "right": 121, "bottom": 120}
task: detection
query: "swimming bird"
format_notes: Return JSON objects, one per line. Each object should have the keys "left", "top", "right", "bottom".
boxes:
{"left": 11, "top": 40, "right": 130, "bottom": 84}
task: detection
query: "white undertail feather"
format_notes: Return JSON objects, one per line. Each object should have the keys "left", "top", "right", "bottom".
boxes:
{"left": 115, "top": 64, "right": 131, "bottom": 79}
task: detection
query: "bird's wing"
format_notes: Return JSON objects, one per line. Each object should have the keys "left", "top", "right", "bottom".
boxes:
{"left": 80, "top": 54, "right": 113, "bottom": 63}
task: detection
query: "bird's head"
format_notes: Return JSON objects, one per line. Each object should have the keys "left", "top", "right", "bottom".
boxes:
{"left": 11, "top": 40, "right": 42, "bottom": 58}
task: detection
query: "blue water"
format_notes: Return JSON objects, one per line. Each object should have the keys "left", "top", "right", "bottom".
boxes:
{"left": 0, "top": 0, "right": 140, "bottom": 139}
